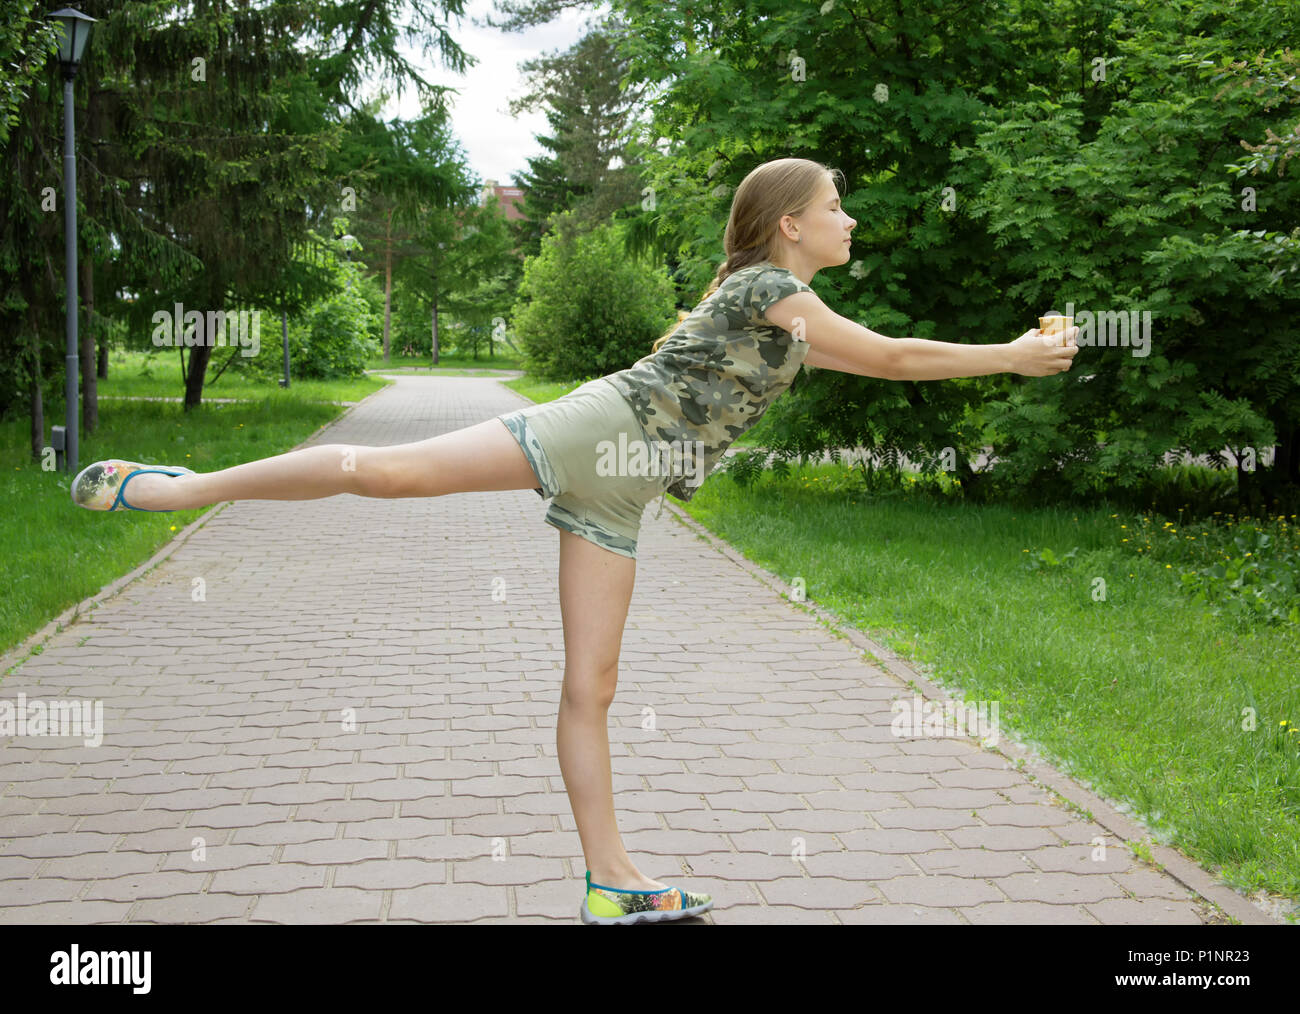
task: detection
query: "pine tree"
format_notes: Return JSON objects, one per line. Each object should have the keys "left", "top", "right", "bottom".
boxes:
{"left": 507, "top": 21, "right": 647, "bottom": 257}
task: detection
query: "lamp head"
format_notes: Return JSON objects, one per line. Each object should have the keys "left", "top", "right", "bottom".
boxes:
{"left": 47, "top": 7, "right": 97, "bottom": 75}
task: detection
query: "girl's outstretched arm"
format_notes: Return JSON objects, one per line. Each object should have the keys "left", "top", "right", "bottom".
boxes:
{"left": 765, "top": 291, "right": 901, "bottom": 379}
{"left": 803, "top": 346, "right": 882, "bottom": 376}
{"left": 765, "top": 291, "right": 1079, "bottom": 380}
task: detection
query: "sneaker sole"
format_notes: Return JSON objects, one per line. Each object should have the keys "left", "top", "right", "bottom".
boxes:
{"left": 579, "top": 899, "right": 713, "bottom": 925}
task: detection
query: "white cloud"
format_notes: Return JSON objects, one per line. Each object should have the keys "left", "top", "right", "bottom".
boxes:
{"left": 382, "top": 0, "right": 610, "bottom": 186}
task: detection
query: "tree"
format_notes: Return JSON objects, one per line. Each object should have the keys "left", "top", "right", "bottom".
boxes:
{"left": 608, "top": 0, "right": 1300, "bottom": 513}
{"left": 511, "top": 211, "right": 675, "bottom": 381}
{"left": 340, "top": 102, "right": 481, "bottom": 363}
{"left": 436, "top": 202, "right": 523, "bottom": 359}
{"left": 398, "top": 194, "right": 521, "bottom": 365}
{"left": 948, "top": 5, "right": 1300, "bottom": 511}
{"left": 613, "top": 0, "right": 1047, "bottom": 502}
{"left": 0, "top": 7, "right": 59, "bottom": 147}
{"left": 0, "top": 0, "right": 478, "bottom": 444}
{"left": 506, "top": 20, "right": 649, "bottom": 257}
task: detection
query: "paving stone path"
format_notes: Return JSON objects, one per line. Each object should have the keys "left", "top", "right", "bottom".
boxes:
{"left": 0, "top": 376, "right": 1277, "bottom": 924}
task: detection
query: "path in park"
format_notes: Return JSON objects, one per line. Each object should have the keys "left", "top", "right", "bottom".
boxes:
{"left": 0, "top": 375, "right": 1276, "bottom": 924}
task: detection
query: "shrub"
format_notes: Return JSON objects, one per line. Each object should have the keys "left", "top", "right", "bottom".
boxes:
{"left": 245, "top": 286, "right": 378, "bottom": 380}
{"left": 510, "top": 213, "right": 676, "bottom": 381}
{"left": 295, "top": 287, "right": 378, "bottom": 378}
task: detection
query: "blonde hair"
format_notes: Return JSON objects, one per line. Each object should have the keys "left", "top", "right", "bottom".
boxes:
{"left": 652, "top": 157, "right": 844, "bottom": 353}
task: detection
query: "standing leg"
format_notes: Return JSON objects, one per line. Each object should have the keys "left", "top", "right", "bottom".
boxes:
{"left": 555, "top": 528, "right": 668, "bottom": 892}
{"left": 115, "top": 418, "right": 542, "bottom": 510}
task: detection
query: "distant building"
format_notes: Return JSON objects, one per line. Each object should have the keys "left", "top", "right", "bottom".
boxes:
{"left": 479, "top": 179, "right": 526, "bottom": 221}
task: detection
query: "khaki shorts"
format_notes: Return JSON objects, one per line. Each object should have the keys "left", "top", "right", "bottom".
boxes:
{"left": 496, "top": 378, "right": 674, "bottom": 559}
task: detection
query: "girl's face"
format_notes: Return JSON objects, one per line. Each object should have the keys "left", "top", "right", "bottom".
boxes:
{"left": 783, "top": 176, "right": 856, "bottom": 267}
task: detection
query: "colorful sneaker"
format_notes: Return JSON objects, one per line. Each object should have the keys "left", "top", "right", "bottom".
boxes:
{"left": 71, "top": 459, "right": 195, "bottom": 512}
{"left": 579, "top": 870, "right": 713, "bottom": 925}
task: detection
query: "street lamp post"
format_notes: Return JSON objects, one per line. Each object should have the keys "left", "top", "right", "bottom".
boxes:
{"left": 48, "top": 7, "right": 96, "bottom": 474}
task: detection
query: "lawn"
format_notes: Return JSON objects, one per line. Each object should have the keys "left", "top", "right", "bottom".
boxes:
{"left": 100, "top": 349, "right": 389, "bottom": 403}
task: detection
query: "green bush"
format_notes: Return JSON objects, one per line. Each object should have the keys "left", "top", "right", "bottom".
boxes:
{"left": 245, "top": 285, "right": 378, "bottom": 380}
{"left": 510, "top": 213, "right": 676, "bottom": 382}
{"left": 296, "top": 287, "right": 378, "bottom": 378}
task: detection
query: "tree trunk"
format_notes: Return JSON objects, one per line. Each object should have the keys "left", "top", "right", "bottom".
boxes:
{"left": 184, "top": 343, "right": 213, "bottom": 410}
{"left": 30, "top": 371, "right": 44, "bottom": 462}
{"left": 97, "top": 340, "right": 107, "bottom": 379}
{"left": 80, "top": 255, "right": 97, "bottom": 432}
{"left": 183, "top": 281, "right": 224, "bottom": 410}
{"left": 384, "top": 256, "right": 393, "bottom": 363}
{"left": 383, "top": 208, "right": 393, "bottom": 363}
{"left": 29, "top": 308, "right": 44, "bottom": 462}
{"left": 431, "top": 286, "right": 439, "bottom": 366}
{"left": 1271, "top": 415, "right": 1299, "bottom": 495}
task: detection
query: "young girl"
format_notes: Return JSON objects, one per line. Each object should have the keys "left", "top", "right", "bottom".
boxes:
{"left": 71, "top": 157, "right": 1078, "bottom": 925}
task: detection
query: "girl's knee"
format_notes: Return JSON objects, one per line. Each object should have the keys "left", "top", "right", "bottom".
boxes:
{"left": 352, "top": 448, "right": 420, "bottom": 498}
{"left": 560, "top": 666, "right": 619, "bottom": 712}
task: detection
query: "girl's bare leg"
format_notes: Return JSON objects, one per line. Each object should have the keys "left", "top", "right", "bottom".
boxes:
{"left": 555, "top": 528, "right": 668, "bottom": 893}
{"left": 127, "top": 418, "right": 667, "bottom": 890}
{"left": 120, "top": 418, "right": 542, "bottom": 510}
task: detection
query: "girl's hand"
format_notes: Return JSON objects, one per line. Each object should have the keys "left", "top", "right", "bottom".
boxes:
{"left": 1008, "top": 326, "right": 1080, "bottom": 376}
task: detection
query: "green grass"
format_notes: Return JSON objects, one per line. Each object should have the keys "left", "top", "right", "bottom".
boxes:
{"left": 99, "top": 350, "right": 388, "bottom": 403}
{"left": 1, "top": 371, "right": 390, "bottom": 660}
{"left": 671, "top": 461, "right": 1300, "bottom": 908}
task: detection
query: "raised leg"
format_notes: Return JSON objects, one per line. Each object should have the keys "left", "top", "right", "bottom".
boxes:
{"left": 120, "top": 418, "right": 542, "bottom": 510}
{"left": 554, "top": 528, "right": 669, "bottom": 893}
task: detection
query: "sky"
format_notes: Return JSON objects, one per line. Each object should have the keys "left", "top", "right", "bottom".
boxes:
{"left": 383, "top": 0, "right": 612, "bottom": 187}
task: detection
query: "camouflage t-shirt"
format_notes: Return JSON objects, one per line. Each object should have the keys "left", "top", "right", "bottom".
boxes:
{"left": 603, "top": 260, "right": 814, "bottom": 506}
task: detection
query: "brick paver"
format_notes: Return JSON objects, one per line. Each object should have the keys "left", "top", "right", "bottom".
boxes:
{"left": 0, "top": 375, "right": 1277, "bottom": 924}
